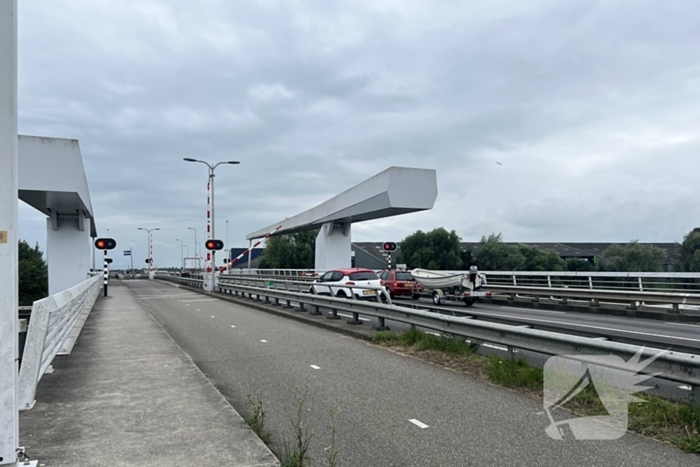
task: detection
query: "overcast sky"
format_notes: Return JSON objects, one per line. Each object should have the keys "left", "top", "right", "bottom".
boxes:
{"left": 16, "top": 0, "right": 700, "bottom": 269}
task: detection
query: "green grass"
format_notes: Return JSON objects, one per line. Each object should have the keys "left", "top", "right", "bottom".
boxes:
{"left": 374, "top": 328, "right": 479, "bottom": 355}
{"left": 487, "top": 356, "right": 543, "bottom": 392}
{"left": 372, "top": 329, "right": 700, "bottom": 453}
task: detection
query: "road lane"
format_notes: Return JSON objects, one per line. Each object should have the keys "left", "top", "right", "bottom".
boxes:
{"left": 126, "top": 280, "right": 698, "bottom": 467}
{"left": 173, "top": 282, "right": 697, "bottom": 401}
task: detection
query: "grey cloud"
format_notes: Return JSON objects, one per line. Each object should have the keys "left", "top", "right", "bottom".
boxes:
{"left": 15, "top": 0, "right": 700, "bottom": 267}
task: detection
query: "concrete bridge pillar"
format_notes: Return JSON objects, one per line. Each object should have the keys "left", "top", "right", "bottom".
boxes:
{"left": 46, "top": 211, "right": 92, "bottom": 295}
{"left": 315, "top": 221, "right": 351, "bottom": 270}
{"left": 0, "top": 1, "right": 19, "bottom": 464}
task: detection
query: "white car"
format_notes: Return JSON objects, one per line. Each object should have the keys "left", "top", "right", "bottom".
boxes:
{"left": 309, "top": 268, "right": 386, "bottom": 300}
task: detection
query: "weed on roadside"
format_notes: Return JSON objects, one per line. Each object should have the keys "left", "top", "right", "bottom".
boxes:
{"left": 324, "top": 408, "right": 340, "bottom": 467}
{"left": 247, "top": 386, "right": 342, "bottom": 466}
{"left": 277, "top": 386, "right": 314, "bottom": 467}
{"left": 246, "top": 390, "right": 272, "bottom": 446}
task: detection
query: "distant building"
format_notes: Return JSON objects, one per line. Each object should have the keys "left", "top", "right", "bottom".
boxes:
{"left": 227, "top": 248, "right": 264, "bottom": 268}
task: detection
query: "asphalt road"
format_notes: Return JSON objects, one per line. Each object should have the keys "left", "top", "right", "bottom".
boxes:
{"left": 272, "top": 295, "right": 695, "bottom": 403}
{"left": 126, "top": 280, "right": 698, "bottom": 467}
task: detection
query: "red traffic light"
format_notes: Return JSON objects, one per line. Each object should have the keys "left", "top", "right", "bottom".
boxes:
{"left": 95, "top": 238, "right": 116, "bottom": 250}
{"left": 382, "top": 242, "right": 397, "bottom": 252}
{"left": 205, "top": 239, "right": 224, "bottom": 251}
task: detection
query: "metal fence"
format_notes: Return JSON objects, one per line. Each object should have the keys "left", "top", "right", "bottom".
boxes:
{"left": 17, "top": 274, "right": 102, "bottom": 410}
{"left": 222, "top": 269, "right": 700, "bottom": 293}
{"left": 158, "top": 274, "right": 700, "bottom": 407}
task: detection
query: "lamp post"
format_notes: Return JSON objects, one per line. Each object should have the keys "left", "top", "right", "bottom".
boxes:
{"left": 183, "top": 244, "right": 189, "bottom": 269}
{"left": 187, "top": 227, "right": 199, "bottom": 270}
{"left": 183, "top": 158, "right": 240, "bottom": 292}
{"left": 225, "top": 219, "right": 230, "bottom": 263}
{"left": 175, "top": 238, "right": 184, "bottom": 271}
{"left": 137, "top": 227, "right": 159, "bottom": 279}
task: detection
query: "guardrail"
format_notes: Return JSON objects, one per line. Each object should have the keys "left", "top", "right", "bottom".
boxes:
{"left": 485, "top": 285, "right": 700, "bottom": 312}
{"left": 17, "top": 274, "right": 103, "bottom": 410}
{"left": 220, "top": 272, "right": 700, "bottom": 313}
{"left": 224, "top": 269, "right": 700, "bottom": 294}
{"left": 217, "top": 276, "right": 700, "bottom": 349}
{"left": 158, "top": 273, "right": 700, "bottom": 408}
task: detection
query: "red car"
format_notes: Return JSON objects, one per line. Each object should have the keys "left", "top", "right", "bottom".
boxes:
{"left": 378, "top": 270, "right": 422, "bottom": 299}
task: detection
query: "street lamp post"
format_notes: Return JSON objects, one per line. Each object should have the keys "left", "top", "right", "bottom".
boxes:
{"left": 175, "top": 238, "right": 184, "bottom": 271}
{"left": 188, "top": 227, "right": 199, "bottom": 270}
{"left": 183, "top": 158, "right": 240, "bottom": 292}
{"left": 225, "top": 219, "right": 230, "bottom": 263}
{"left": 137, "top": 227, "right": 160, "bottom": 279}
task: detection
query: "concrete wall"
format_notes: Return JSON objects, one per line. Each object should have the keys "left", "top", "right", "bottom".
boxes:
{"left": 47, "top": 217, "right": 91, "bottom": 295}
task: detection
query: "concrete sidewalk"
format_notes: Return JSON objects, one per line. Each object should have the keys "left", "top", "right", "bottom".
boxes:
{"left": 19, "top": 281, "right": 280, "bottom": 467}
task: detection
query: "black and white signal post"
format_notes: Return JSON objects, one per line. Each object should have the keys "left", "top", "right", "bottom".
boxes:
{"left": 383, "top": 242, "right": 397, "bottom": 269}
{"left": 94, "top": 238, "right": 116, "bottom": 296}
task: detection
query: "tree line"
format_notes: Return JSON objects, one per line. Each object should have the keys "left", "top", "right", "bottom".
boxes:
{"left": 18, "top": 240, "right": 48, "bottom": 306}
{"left": 257, "top": 227, "right": 700, "bottom": 273}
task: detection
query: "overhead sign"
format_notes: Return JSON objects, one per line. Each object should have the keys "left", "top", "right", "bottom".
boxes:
{"left": 124, "top": 250, "right": 131, "bottom": 256}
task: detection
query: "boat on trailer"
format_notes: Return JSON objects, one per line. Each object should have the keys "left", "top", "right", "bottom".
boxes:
{"left": 411, "top": 267, "right": 491, "bottom": 306}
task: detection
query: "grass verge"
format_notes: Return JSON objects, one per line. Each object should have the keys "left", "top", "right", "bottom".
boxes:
{"left": 373, "top": 328, "right": 700, "bottom": 453}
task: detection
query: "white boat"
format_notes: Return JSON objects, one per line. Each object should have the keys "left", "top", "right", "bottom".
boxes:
{"left": 411, "top": 269, "right": 468, "bottom": 290}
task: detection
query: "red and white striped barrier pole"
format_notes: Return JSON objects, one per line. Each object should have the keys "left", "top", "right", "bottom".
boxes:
{"left": 206, "top": 179, "right": 212, "bottom": 272}
{"left": 219, "top": 225, "right": 282, "bottom": 273}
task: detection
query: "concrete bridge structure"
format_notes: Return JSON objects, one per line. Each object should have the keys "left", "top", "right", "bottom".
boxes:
{"left": 245, "top": 166, "right": 438, "bottom": 270}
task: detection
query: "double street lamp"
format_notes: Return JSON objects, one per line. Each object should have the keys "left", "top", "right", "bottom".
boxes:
{"left": 183, "top": 158, "right": 240, "bottom": 291}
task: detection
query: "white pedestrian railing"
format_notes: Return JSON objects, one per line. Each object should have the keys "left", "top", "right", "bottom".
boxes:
{"left": 17, "top": 274, "right": 102, "bottom": 410}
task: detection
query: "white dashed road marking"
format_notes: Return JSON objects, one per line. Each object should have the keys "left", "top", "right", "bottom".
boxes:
{"left": 409, "top": 419, "right": 429, "bottom": 429}
{"left": 310, "top": 365, "right": 321, "bottom": 370}
{"left": 679, "top": 385, "right": 692, "bottom": 391}
{"left": 261, "top": 340, "right": 267, "bottom": 343}
{"left": 231, "top": 325, "right": 236, "bottom": 328}
{"left": 180, "top": 299, "right": 219, "bottom": 303}
{"left": 211, "top": 316, "right": 215, "bottom": 318}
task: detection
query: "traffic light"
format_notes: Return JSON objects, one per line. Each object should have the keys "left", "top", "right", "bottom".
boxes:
{"left": 94, "top": 238, "right": 116, "bottom": 250}
{"left": 145, "top": 259, "right": 150, "bottom": 264}
{"left": 382, "top": 242, "right": 397, "bottom": 252}
{"left": 205, "top": 239, "right": 224, "bottom": 251}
